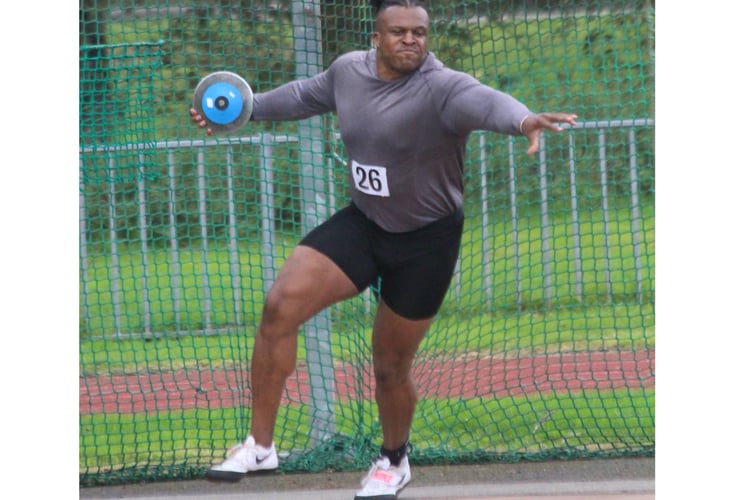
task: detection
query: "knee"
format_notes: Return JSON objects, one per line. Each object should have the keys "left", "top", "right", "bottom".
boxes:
{"left": 262, "top": 284, "right": 290, "bottom": 323}
{"left": 258, "top": 280, "right": 306, "bottom": 336}
{"left": 373, "top": 364, "right": 412, "bottom": 389}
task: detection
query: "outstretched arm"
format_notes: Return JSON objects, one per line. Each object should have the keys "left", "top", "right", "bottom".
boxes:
{"left": 440, "top": 74, "right": 577, "bottom": 149}
{"left": 190, "top": 69, "right": 336, "bottom": 137}
{"left": 520, "top": 112, "right": 578, "bottom": 156}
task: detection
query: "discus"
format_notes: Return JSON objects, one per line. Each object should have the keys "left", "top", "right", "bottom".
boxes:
{"left": 192, "top": 71, "right": 254, "bottom": 134}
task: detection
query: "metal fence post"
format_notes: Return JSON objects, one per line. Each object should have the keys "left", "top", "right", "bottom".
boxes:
{"left": 292, "top": 0, "right": 336, "bottom": 445}
{"left": 196, "top": 148, "right": 213, "bottom": 329}
{"left": 538, "top": 135, "right": 552, "bottom": 308}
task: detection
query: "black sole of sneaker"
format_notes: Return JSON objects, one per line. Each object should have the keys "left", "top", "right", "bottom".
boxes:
{"left": 205, "top": 469, "right": 277, "bottom": 483}
{"left": 205, "top": 470, "right": 245, "bottom": 483}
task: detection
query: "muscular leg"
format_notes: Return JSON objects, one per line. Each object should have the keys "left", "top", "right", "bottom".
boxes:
{"left": 371, "top": 300, "right": 434, "bottom": 449}
{"left": 250, "top": 245, "right": 359, "bottom": 447}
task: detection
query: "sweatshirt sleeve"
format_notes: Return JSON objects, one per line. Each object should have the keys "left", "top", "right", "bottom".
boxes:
{"left": 440, "top": 73, "right": 532, "bottom": 137}
{"left": 250, "top": 67, "right": 336, "bottom": 121}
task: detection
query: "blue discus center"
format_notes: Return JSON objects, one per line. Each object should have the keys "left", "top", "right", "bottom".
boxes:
{"left": 201, "top": 82, "right": 244, "bottom": 124}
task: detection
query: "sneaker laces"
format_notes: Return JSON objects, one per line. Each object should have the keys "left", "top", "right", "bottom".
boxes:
{"left": 224, "top": 442, "right": 245, "bottom": 458}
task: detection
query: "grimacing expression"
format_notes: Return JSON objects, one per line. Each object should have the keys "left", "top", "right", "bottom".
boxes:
{"left": 373, "top": 6, "right": 429, "bottom": 80}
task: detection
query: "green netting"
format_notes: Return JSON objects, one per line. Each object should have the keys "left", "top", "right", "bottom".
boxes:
{"left": 79, "top": 0, "right": 655, "bottom": 487}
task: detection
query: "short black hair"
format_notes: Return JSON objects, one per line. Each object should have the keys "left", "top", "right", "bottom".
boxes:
{"left": 370, "top": 0, "right": 428, "bottom": 16}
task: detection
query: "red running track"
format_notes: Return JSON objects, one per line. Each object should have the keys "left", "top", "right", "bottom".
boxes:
{"left": 79, "top": 350, "right": 654, "bottom": 415}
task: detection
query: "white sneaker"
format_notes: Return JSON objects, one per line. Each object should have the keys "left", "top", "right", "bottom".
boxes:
{"left": 354, "top": 455, "right": 411, "bottom": 499}
{"left": 206, "top": 435, "right": 278, "bottom": 482}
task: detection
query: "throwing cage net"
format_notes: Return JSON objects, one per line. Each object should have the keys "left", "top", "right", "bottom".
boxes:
{"left": 79, "top": 0, "right": 654, "bottom": 486}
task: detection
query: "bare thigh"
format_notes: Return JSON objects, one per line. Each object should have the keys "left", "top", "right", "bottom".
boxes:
{"left": 260, "top": 245, "right": 361, "bottom": 334}
{"left": 371, "top": 299, "right": 434, "bottom": 379}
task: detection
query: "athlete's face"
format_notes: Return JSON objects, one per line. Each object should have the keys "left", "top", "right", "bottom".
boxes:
{"left": 373, "top": 6, "right": 429, "bottom": 80}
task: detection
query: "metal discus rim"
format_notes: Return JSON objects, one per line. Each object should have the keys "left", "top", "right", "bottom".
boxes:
{"left": 191, "top": 71, "right": 254, "bottom": 134}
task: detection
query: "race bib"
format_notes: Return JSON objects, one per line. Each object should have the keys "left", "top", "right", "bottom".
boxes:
{"left": 351, "top": 160, "right": 390, "bottom": 197}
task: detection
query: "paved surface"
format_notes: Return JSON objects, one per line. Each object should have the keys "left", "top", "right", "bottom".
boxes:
{"left": 79, "top": 456, "right": 654, "bottom": 499}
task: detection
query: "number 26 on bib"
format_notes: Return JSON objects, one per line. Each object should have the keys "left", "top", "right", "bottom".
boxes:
{"left": 351, "top": 160, "right": 390, "bottom": 197}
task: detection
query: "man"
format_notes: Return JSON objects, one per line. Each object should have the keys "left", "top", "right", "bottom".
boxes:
{"left": 190, "top": 1, "right": 577, "bottom": 498}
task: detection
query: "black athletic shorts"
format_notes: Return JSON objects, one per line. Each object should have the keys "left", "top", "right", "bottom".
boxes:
{"left": 299, "top": 203, "right": 464, "bottom": 320}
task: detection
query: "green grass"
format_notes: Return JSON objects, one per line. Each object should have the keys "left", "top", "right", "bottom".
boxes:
{"left": 415, "top": 388, "right": 655, "bottom": 454}
{"left": 80, "top": 245, "right": 279, "bottom": 338}
{"left": 80, "top": 387, "right": 654, "bottom": 475}
{"left": 80, "top": 204, "right": 654, "bottom": 371}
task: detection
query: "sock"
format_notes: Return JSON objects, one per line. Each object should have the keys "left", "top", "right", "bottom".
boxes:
{"left": 380, "top": 440, "right": 411, "bottom": 466}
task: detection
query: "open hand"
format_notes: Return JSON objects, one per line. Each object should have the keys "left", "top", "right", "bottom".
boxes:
{"left": 521, "top": 112, "right": 578, "bottom": 155}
